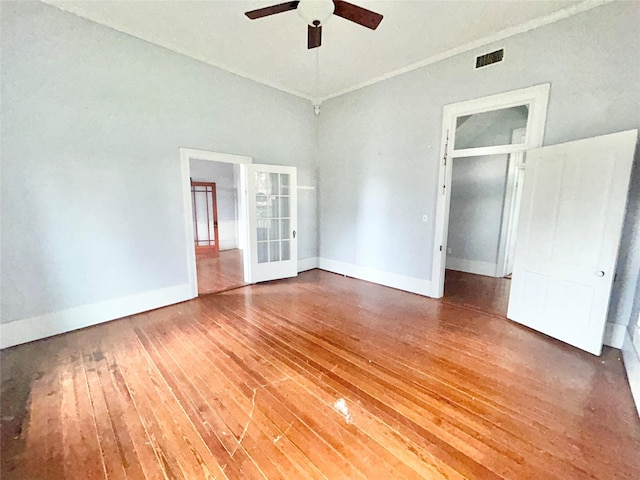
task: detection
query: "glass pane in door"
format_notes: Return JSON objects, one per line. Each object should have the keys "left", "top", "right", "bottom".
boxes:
{"left": 280, "top": 195, "right": 290, "bottom": 219}
{"left": 281, "top": 240, "right": 291, "bottom": 261}
{"left": 454, "top": 105, "right": 529, "bottom": 150}
{"left": 269, "top": 241, "right": 280, "bottom": 262}
{"left": 257, "top": 241, "right": 268, "bottom": 264}
{"left": 280, "top": 174, "right": 290, "bottom": 195}
{"left": 254, "top": 171, "right": 292, "bottom": 264}
{"left": 193, "top": 185, "right": 215, "bottom": 247}
{"left": 194, "top": 190, "right": 209, "bottom": 245}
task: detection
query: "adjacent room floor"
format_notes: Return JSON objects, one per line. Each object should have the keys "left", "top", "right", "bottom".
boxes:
{"left": 1, "top": 270, "right": 638, "bottom": 479}
{"left": 196, "top": 248, "right": 247, "bottom": 295}
{"left": 443, "top": 269, "right": 511, "bottom": 317}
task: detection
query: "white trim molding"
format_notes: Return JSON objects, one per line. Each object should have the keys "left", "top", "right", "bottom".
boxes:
{"left": 0, "top": 284, "right": 192, "bottom": 349}
{"left": 622, "top": 327, "right": 640, "bottom": 416}
{"left": 431, "top": 83, "right": 550, "bottom": 298}
{"left": 603, "top": 322, "right": 627, "bottom": 349}
{"left": 318, "top": 258, "right": 431, "bottom": 297}
{"left": 446, "top": 258, "right": 498, "bottom": 278}
{"left": 180, "top": 148, "right": 252, "bottom": 165}
{"left": 43, "top": 0, "right": 609, "bottom": 105}
{"left": 298, "top": 257, "right": 319, "bottom": 272}
{"left": 180, "top": 148, "right": 252, "bottom": 297}
{"left": 318, "top": 0, "right": 611, "bottom": 102}
{"left": 42, "top": 1, "right": 315, "bottom": 103}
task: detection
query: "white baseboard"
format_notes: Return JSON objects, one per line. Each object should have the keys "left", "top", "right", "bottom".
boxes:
{"left": 318, "top": 257, "right": 431, "bottom": 296}
{"left": 0, "top": 284, "right": 194, "bottom": 349}
{"left": 622, "top": 328, "right": 640, "bottom": 416}
{"left": 219, "top": 239, "right": 238, "bottom": 251}
{"left": 446, "top": 257, "right": 498, "bottom": 277}
{"left": 298, "top": 257, "right": 319, "bottom": 272}
{"left": 603, "top": 322, "right": 627, "bottom": 348}
{"left": 218, "top": 221, "right": 238, "bottom": 251}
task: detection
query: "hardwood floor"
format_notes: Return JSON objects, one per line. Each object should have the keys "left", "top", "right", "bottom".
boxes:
{"left": 1, "top": 270, "right": 639, "bottom": 479}
{"left": 196, "top": 249, "right": 246, "bottom": 295}
{"left": 444, "top": 269, "right": 511, "bottom": 317}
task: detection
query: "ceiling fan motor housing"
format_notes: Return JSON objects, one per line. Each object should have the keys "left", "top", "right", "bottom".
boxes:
{"left": 297, "top": 0, "right": 335, "bottom": 25}
{"left": 245, "top": 0, "right": 383, "bottom": 49}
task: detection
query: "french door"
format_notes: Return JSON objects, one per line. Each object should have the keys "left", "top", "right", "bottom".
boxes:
{"left": 191, "top": 181, "right": 219, "bottom": 255}
{"left": 246, "top": 164, "right": 298, "bottom": 283}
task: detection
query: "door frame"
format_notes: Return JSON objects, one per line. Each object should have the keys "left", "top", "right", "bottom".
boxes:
{"left": 495, "top": 127, "right": 527, "bottom": 278}
{"left": 430, "top": 84, "right": 550, "bottom": 298}
{"left": 180, "top": 148, "right": 252, "bottom": 298}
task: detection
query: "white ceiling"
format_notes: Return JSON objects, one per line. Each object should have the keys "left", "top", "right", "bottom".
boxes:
{"left": 43, "top": 0, "right": 597, "bottom": 102}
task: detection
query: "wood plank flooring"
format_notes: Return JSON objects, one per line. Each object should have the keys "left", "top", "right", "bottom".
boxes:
{"left": 196, "top": 249, "right": 246, "bottom": 295}
{"left": 1, "top": 270, "right": 639, "bottom": 479}
{"left": 443, "top": 270, "right": 511, "bottom": 317}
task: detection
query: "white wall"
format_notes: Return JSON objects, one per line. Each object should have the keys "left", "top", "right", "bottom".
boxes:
{"left": 0, "top": 2, "right": 316, "bottom": 342}
{"left": 615, "top": 146, "right": 640, "bottom": 410}
{"left": 608, "top": 148, "right": 640, "bottom": 340}
{"left": 189, "top": 159, "right": 238, "bottom": 251}
{"left": 621, "top": 311, "right": 640, "bottom": 413}
{"left": 446, "top": 154, "right": 509, "bottom": 277}
{"left": 317, "top": 1, "right": 640, "bottom": 325}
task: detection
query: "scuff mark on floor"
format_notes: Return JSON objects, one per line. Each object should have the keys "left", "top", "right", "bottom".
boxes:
{"left": 273, "top": 421, "right": 293, "bottom": 444}
{"left": 333, "top": 398, "right": 353, "bottom": 424}
{"left": 229, "top": 378, "right": 295, "bottom": 453}
{"left": 260, "top": 376, "right": 290, "bottom": 388}
{"left": 230, "top": 387, "right": 257, "bottom": 458}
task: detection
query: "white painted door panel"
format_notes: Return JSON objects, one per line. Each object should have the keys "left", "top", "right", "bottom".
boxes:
{"left": 507, "top": 130, "right": 637, "bottom": 355}
{"left": 246, "top": 164, "right": 298, "bottom": 283}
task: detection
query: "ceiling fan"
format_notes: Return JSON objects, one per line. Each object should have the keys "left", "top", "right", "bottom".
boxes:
{"left": 245, "top": 0, "right": 383, "bottom": 49}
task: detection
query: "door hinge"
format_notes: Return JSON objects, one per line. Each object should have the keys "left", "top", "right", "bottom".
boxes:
{"left": 439, "top": 245, "right": 443, "bottom": 252}
{"left": 441, "top": 129, "right": 450, "bottom": 194}
{"left": 443, "top": 129, "right": 449, "bottom": 166}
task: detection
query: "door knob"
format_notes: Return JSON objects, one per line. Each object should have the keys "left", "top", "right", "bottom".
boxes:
{"left": 596, "top": 271, "right": 605, "bottom": 277}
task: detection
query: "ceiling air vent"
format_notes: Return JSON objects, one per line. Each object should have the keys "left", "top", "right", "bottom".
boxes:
{"left": 476, "top": 49, "right": 504, "bottom": 69}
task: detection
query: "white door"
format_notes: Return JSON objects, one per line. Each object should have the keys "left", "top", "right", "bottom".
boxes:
{"left": 246, "top": 164, "right": 298, "bottom": 283}
{"left": 507, "top": 130, "right": 637, "bottom": 355}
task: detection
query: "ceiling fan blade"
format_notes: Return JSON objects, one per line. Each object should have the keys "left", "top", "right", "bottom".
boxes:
{"left": 245, "top": 1, "right": 299, "bottom": 20}
{"left": 308, "top": 23, "right": 322, "bottom": 49}
{"left": 333, "top": 1, "right": 383, "bottom": 30}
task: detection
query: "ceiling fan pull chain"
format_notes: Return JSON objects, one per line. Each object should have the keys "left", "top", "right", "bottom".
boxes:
{"left": 314, "top": 45, "right": 321, "bottom": 115}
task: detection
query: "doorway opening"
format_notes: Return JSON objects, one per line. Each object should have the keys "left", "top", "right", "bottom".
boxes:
{"left": 180, "top": 149, "right": 252, "bottom": 297}
{"left": 190, "top": 165, "right": 246, "bottom": 294}
{"left": 181, "top": 149, "right": 300, "bottom": 296}
{"left": 431, "top": 84, "right": 550, "bottom": 316}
